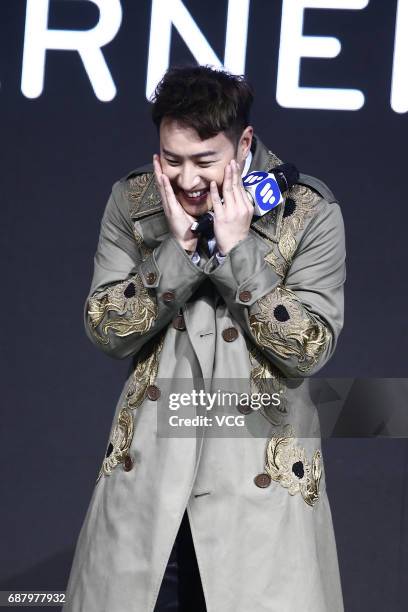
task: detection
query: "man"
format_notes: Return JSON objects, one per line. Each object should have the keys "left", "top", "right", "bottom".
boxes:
{"left": 64, "top": 65, "right": 346, "bottom": 611}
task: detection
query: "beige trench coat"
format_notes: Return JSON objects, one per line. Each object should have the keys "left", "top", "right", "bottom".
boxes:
{"left": 63, "top": 135, "right": 346, "bottom": 612}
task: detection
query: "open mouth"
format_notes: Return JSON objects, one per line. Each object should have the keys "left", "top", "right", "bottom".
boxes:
{"left": 181, "top": 188, "right": 209, "bottom": 204}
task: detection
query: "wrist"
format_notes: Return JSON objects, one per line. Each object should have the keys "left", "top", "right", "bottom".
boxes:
{"left": 217, "top": 240, "right": 241, "bottom": 256}
{"left": 217, "top": 232, "right": 249, "bottom": 256}
{"left": 178, "top": 238, "right": 198, "bottom": 252}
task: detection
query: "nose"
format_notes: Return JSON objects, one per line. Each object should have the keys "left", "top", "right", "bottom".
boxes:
{"left": 176, "top": 164, "right": 201, "bottom": 192}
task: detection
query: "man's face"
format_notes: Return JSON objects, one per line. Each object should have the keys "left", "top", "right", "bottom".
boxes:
{"left": 159, "top": 117, "right": 251, "bottom": 218}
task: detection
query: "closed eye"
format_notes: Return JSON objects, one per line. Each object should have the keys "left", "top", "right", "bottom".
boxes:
{"left": 164, "top": 159, "right": 215, "bottom": 168}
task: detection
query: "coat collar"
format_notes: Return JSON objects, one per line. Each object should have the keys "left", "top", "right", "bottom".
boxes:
{"left": 249, "top": 134, "right": 283, "bottom": 174}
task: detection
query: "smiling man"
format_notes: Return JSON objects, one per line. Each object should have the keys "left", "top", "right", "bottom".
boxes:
{"left": 63, "top": 65, "right": 346, "bottom": 612}
{"left": 152, "top": 68, "right": 256, "bottom": 261}
{"left": 156, "top": 118, "right": 252, "bottom": 215}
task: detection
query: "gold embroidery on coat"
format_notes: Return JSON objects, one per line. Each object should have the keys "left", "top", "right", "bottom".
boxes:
{"left": 126, "top": 332, "right": 165, "bottom": 407}
{"left": 248, "top": 149, "right": 284, "bottom": 244}
{"left": 127, "top": 173, "right": 162, "bottom": 219}
{"left": 264, "top": 250, "right": 288, "bottom": 278}
{"left": 278, "top": 185, "right": 320, "bottom": 265}
{"left": 264, "top": 424, "right": 322, "bottom": 507}
{"left": 87, "top": 274, "right": 157, "bottom": 344}
{"left": 248, "top": 344, "right": 288, "bottom": 425}
{"left": 253, "top": 178, "right": 321, "bottom": 279}
{"left": 265, "top": 150, "right": 283, "bottom": 170}
{"left": 96, "top": 332, "right": 165, "bottom": 482}
{"left": 134, "top": 225, "right": 154, "bottom": 261}
{"left": 127, "top": 172, "right": 150, "bottom": 200}
{"left": 97, "top": 407, "right": 134, "bottom": 482}
{"left": 249, "top": 285, "right": 331, "bottom": 372}
{"left": 252, "top": 206, "right": 282, "bottom": 243}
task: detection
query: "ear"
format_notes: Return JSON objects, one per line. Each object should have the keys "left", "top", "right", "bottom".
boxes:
{"left": 239, "top": 126, "right": 253, "bottom": 159}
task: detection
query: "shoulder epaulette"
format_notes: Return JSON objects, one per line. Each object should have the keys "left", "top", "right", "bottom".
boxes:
{"left": 262, "top": 147, "right": 337, "bottom": 205}
{"left": 125, "top": 163, "right": 154, "bottom": 180}
{"left": 296, "top": 173, "right": 338, "bottom": 204}
{"left": 121, "top": 163, "right": 163, "bottom": 221}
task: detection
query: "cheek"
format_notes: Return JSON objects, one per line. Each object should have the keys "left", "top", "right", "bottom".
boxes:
{"left": 161, "top": 164, "right": 177, "bottom": 180}
{"left": 207, "top": 168, "right": 224, "bottom": 187}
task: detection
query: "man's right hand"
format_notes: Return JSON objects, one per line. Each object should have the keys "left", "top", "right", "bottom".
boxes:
{"left": 153, "top": 154, "right": 198, "bottom": 253}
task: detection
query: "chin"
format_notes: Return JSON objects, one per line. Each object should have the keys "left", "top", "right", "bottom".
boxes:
{"left": 184, "top": 207, "right": 207, "bottom": 220}
{"left": 180, "top": 195, "right": 212, "bottom": 218}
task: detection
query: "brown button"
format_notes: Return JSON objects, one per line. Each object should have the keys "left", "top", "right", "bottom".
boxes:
{"left": 162, "top": 290, "right": 175, "bottom": 303}
{"left": 254, "top": 473, "right": 271, "bottom": 488}
{"left": 123, "top": 454, "right": 133, "bottom": 472}
{"left": 222, "top": 327, "right": 239, "bottom": 342}
{"left": 239, "top": 290, "right": 252, "bottom": 303}
{"left": 237, "top": 402, "right": 253, "bottom": 415}
{"left": 147, "top": 384, "right": 161, "bottom": 401}
{"left": 173, "top": 314, "right": 186, "bottom": 331}
{"left": 146, "top": 272, "right": 157, "bottom": 285}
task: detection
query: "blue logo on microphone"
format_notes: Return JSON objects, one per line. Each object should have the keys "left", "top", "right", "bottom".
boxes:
{"left": 254, "top": 177, "right": 281, "bottom": 212}
{"left": 242, "top": 171, "right": 268, "bottom": 187}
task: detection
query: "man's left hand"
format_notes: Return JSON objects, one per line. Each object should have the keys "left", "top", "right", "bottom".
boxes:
{"left": 210, "top": 159, "right": 253, "bottom": 255}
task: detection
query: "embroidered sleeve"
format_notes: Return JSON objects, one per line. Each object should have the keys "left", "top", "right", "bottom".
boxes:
{"left": 246, "top": 198, "right": 345, "bottom": 377}
{"left": 87, "top": 273, "right": 158, "bottom": 345}
{"left": 206, "top": 196, "right": 346, "bottom": 377}
{"left": 248, "top": 285, "right": 331, "bottom": 373}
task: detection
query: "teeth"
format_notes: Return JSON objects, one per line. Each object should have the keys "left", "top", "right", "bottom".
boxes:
{"left": 186, "top": 189, "right": 207, "bottom": 198}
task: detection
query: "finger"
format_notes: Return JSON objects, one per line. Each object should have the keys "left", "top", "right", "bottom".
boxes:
{"left": 153, "top": 154, "right": 163, "bottom": 180}
{"left": 153, "top": 155, "right": 170, "bottom": 215}
{"left": 222, "top": 161, "right": 234, "bottom": 210}
{"left": 232, "top": 160, "right": 252, "bottom": 213}
{"left": 161, "top": 174, "right": 183, "bottom": 216}
{"left": 235, "top": 160, "right": 253, "bottom": 214}
{"left": 153, "top": 154, "right": 166, "bottom": 186}
{"left": 231, "top": 158, "right": 240, "bottom": 187}
{"left": 231, "top": 159, "right": 244, "bottom": 199}
{"left": 242, "top": 186, "right": 253, "bottom": 214}
{"left": 152, "top": 154, "right": 163, "bottom": 189}
{"left": 210, "top": 180, "right": 223, "bottom": 218}
{"left": 153, "top": 153, "right": 163, "bottom": 171}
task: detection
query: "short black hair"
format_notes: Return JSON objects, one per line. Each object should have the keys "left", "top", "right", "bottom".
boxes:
{"left": 150, "top": 65, "right": 254, "bottom": 146}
